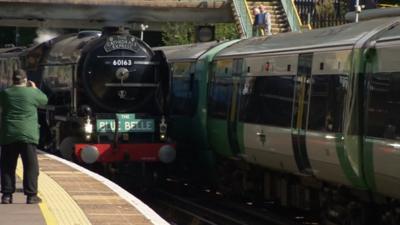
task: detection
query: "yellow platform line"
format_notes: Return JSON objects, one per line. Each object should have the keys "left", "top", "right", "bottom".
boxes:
{"left": 16, "top": 158, "right": 92, "bottom": 225}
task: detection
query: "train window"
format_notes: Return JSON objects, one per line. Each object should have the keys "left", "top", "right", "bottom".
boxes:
{"left": 208, "top": 61, "right": 233, "bottom": 119}
{"left": 307, "top": 75, "right": 348, "bottom": 132}
{"left": 214, "top": 60, "right": 233, "bottom": 77}
{"left": 0, "top": 58, "right": 20, "bottom": 89}
{"left": 0, "top": 61, "right": 4, "bottom": 90}
{"left": 265, "top": 62, "right": 270, "bottom": 72}
{"left": 43, "top": 65, "right": 73, "bottom": 89}
{"left": 0, "top": 62, "right": 4, "bottom": 90}
{"left": 172, "top": 62, "right": 192, "bottom": 77}
{"left": 239, "top": 75, "right": 295, "bottom": 126}
{"left": 171, "top": 62, "right": 197, "bottom": 116}
{"left": 366, "top": 72, "right": 400, "bottom": 139}
{"left": 42, "top": 65, "right": 73, "bottom": 105}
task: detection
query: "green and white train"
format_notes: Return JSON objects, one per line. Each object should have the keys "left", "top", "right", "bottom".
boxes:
{"left": 157, "top": 11, "right": 400, "bottom": 225}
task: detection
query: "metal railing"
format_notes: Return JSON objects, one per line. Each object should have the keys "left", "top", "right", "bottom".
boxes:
{"left": 294, "top": 0, "right": 347, "bottom": 28}
{"left": 231, "top": 0, "right": 253, "bottom": 38}
{"left": 281, "top": 0, "right": 303, "bottom": 31}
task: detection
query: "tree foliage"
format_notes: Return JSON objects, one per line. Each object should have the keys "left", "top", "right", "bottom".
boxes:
{"left": 162, "top": 22, "right": 239, "bottom": 46}
{"left": 161, "top": 22, "right": 195, "bottom": 46}
{"left": 215, "top": 23, "right": 239, "bottom": 41}
{"left": 315, "top": 0, "right": 336, "bottom": 16}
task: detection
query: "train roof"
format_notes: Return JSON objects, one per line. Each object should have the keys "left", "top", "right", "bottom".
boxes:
{"left": 346, "top": 8, "right": 400, "bottom": 22}
{"left": 154, "top": 41, "right": 223, "bottom": 62}
{"left": 0, "top": 47, "right": 25, "bottom": 54}
{"left": 215, "top": 16, "right": 400, "bottom": 58}
{"left": 376, "top": 22, "right": 400, "bottom": 42}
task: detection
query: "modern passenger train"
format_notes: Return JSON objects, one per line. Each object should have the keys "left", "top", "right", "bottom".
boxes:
{"left": 0, "top": 27, "right": 176, "bottom": 167}
{"left": 158, "top": 12, "right": 400, "bottom": 225}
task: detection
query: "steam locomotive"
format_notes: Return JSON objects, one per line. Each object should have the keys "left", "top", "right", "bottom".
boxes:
{"left": 158, "top": 11, "right": 400, "bottom": 225}
{"left": 0, "top": 27, "right": 175, "bottom": 165}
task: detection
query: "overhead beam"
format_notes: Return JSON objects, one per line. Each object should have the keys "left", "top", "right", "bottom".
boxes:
{"left": 0, "top": 2, "right": 233, "bottom": 30}
{"left": 0, "top": 0, "right": 229, "bottom": 8}
{"left": 0, "top": 19, "right": 167, "bottom": 31}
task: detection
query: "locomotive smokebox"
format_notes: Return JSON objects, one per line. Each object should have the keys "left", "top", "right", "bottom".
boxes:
{"left": 101, "top": 26, "right": 129, "bottom": 36}
{"left": 78, "top": 26, "right": 162, "bottom": 113}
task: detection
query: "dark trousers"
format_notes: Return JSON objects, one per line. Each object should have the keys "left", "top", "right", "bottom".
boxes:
{"left": 0, "top": 143, "right": 39, "bottom": 196}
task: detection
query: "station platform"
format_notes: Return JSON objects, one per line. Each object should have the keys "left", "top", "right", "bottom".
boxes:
{"left": 0, "top": 151, "right": 169, "bottom": 225}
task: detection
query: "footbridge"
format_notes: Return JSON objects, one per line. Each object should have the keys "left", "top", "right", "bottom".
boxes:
{"left": 0, "top": 0, "right": 304, "bottom": 37}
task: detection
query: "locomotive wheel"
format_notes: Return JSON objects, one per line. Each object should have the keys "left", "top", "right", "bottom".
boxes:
{"left": 59, "top": 136, "right": 81, "bottom": 161}
{"left": 38, "top": 124, "right": 52, "bottom": 151}
{"left": 38, "top": 115, "right": 50, "bottom": 150}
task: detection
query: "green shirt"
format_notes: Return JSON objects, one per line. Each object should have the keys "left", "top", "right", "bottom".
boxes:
{"left": 0, "top": 86, "right": 48, "bottom": 145}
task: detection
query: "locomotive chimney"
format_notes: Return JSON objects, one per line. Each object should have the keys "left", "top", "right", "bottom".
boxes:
{"left": 102, "top": 26, "right": 129, "bottom": 36}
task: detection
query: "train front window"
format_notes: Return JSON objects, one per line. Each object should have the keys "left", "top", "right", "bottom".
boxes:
{"left": 367, "top": 72, "right": 400, "bottom": 139}
{"left": 366, "top": 45, "right": 400, "bottom": 140}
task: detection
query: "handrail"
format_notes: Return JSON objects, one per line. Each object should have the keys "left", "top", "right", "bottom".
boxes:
{"left": 245, "top": 0, "right": 254, "bottom": 25}
{"left": 232, "top": 0, "right": 253, "bottom": 38}
{"left": 281, "top": 0, "right": 303, "bottom": 32}
{"left": 377, "top": 3, "right": 400, "bottom": 8}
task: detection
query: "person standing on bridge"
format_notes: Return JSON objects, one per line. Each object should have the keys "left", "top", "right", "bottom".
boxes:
{"left": 0, "top": 69, "right": 48, "bottom": 204}
{"left": 260, "top": 5, "right": 272, "bottom": 36}
{"left": 253, "top": 5, "right": 261, "bottom": 36}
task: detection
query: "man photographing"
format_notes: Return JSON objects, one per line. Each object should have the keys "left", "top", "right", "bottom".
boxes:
{"left": 0, "top": 69, "right": 48, "bottom": 204}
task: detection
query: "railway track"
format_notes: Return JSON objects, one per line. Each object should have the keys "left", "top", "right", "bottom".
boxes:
{"left": 146, "top": 189, "right": 297, "bottom": 225}
{"left": 122, "top": 174, "right": 315, "bottom": 225}
{"left": 98, "top": 167, "right": 319, "bottom": 225}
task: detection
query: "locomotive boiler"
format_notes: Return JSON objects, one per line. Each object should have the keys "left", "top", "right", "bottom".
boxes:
{"left": 0, "top": 27, "right": 176, "bottom": 165}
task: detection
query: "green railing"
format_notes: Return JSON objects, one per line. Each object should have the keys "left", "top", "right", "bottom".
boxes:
{"left": 281, "top": 0, "right": 303, "bottom": 32}
{"left": 231, "top": 0, "right": 253, "bottom": 38}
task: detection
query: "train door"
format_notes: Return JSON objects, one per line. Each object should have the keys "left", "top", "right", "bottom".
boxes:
{"left": 305, "top": 50, "right": 352, "bottom": 186}
{"left": 171, "top": 61, "right": 197, "bottom": 116}
{"left": 227, "top": 59, "right": 243, "bottom": 156}
{"left": 240, "top": 55, "right": 299, "bottom": 173}
{"left": 169, "top": 61, "right": 197, "bottom": 141}
{"left": 207, "top": 59, "right": 236, "bottom": 157}
{"left": 292, "top": 54, "right": 312, "bottom": 174}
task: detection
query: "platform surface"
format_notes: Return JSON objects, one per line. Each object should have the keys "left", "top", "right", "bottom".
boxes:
{"left": 0, "top": 151, "right": 169, "bottom": 225}
{"left": 0, "top": 181, "right": 46, "bottom": 225}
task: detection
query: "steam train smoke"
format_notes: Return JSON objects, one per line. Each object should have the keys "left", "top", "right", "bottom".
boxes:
{"left": 34, "top": 29, "right": 59, "bottom": 44}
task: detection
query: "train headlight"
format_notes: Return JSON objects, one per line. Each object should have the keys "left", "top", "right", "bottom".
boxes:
{"left": 84, "top": 124, "right": 93, "bottom": 133}
{"left": 159, "top": 116, "right": 167, "bottom": 141}
{"left": 83, "top": 117, "right": 93, "bottom": 141}
{"left": 160, "top": 134, "right": 166, "bottom": 140}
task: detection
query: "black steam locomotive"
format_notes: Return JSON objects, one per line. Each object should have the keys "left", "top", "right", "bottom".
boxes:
{"left": 0, "top": 27, "right": 175, "bottom": 165}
